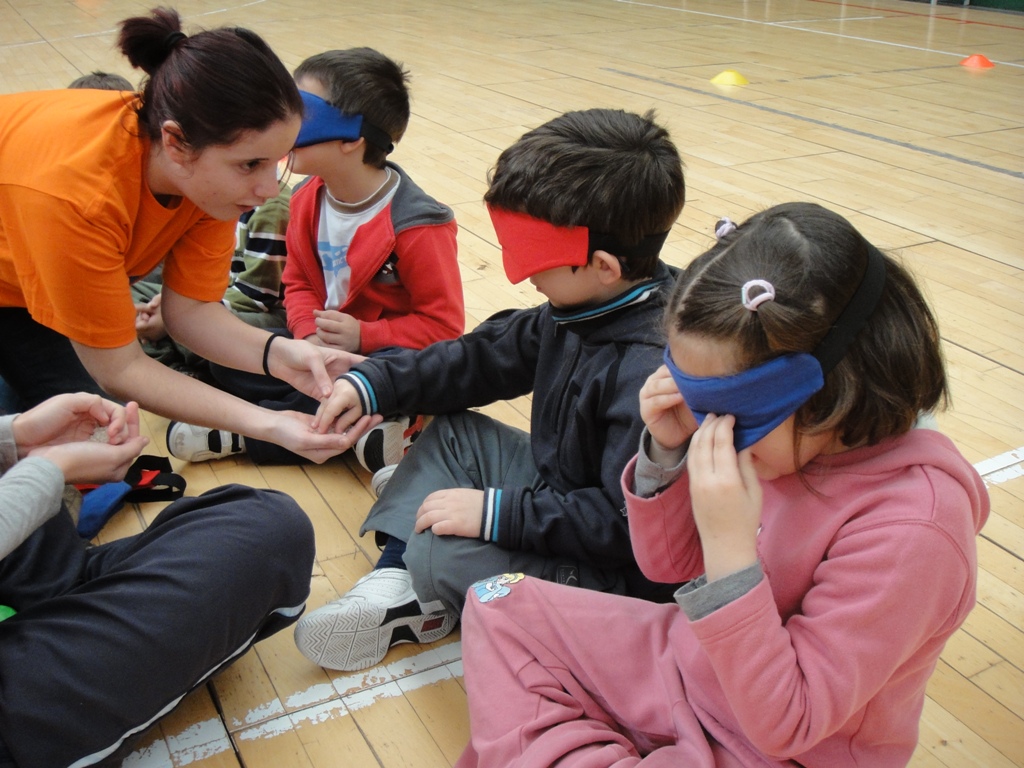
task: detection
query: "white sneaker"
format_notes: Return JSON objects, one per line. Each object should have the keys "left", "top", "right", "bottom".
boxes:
{"left": 294, "top": 567, "right": 457, "bottom": 671}
{"left": 166, "top": 421, "right": 245, "bottom": 462}
{"left": 353, "top": 415, "right": 423, "bottom": 474}
{"left": 370, "top": 464, "right": 397, "bottom": 499}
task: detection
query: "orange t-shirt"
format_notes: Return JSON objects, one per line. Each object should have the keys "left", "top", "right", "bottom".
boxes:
{"left": 0, "top": 89, "right": 234, "bottom": 348}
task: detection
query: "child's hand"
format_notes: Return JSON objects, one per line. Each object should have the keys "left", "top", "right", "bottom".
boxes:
{"left": 640, "top": 365, "right": 699, "bottom": 452}
{"left": 13, "top": 394, "right": 136, "bottom": 454}
{"left": 21, "top": 398, "right": 148, "bottom": 484}
{"left": 687, "top": 414, "right": 761, "bottom": 582}
{"left": 312, "top": 379, "right": 366, "bottom": 434}
{"left": 30, "top": 437, "right": 148, "bottom": 486}
{"left": 313, "top": 309, "right": 361, "bottom": 352}
{"left": 414, "top": 489, "right": 485, "bottom": 538}
{"left": 134, "top": 294, "right": 167, "bottom": 342}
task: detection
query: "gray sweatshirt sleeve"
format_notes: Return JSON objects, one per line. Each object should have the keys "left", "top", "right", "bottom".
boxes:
{"left": 0, "top": 415, "right": 65, "bottom": 560}
{"left": 632, "top": 427, "right": 687, "bottom": 498}
{"left": 674, "top": 563, "right": 765, "bottom": 621}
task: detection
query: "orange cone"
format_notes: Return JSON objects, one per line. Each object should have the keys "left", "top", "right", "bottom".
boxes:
{"left": 960, "top": 54, "right": 995, "bottom": 69}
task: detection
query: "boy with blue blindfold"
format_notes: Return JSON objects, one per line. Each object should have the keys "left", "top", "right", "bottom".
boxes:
{"left": 167, "top": 48, "right": 464, "bottom": 472}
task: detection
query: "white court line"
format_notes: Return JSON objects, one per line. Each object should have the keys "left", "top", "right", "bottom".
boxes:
{"left": 973, "top": 446, "right": 1024, "bottom": 476}
{"left": 612, "top": 0, "right": 1024, "bottom": 68}
{"left": 973, "top": 445, "right": 1024, "bottom": 487}
{"left": 124, "top": 644, "right": 463, "bottom": 764}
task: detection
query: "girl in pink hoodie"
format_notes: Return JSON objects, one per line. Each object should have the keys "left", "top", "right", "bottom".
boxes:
{"left": 456, "top": 202, "right": 989, "bottom": 768}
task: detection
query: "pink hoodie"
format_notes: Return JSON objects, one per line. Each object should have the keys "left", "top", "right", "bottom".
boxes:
{"left": 625, "top": 428, "right": 989, "bottom": 766}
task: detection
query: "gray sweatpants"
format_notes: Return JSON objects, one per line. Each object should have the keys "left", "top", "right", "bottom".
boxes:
{"left": 360, "top": 410, "right": 629, "bottom": 613}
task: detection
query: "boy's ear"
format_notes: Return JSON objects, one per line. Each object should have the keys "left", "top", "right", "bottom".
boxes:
{"left": 591, "top": 249, "right": 623, "bottom": 284}
{"left": 338, "top": 137, "right": 366, "bottom": 156}
{"left": 160, "top": 120, "right": 191, "bottom": 165}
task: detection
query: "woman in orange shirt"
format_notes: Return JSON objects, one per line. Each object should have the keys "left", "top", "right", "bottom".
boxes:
{"left": 0, "top": 8, "right": 368, "bottom": 462}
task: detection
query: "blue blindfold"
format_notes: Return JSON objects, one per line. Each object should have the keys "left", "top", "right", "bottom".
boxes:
{"left": 295, "top": 91, "right": 394, "bottom": 153}
{"left": 664, "top": 242, "right": 887, "bottom": 451}
{"left": 664, "top": 349, "right": 823, "bottom": 451}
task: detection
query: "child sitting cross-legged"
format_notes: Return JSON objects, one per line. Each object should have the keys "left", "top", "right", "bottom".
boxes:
{"left": 455, "top": 202, "right": 990, "bottom": 768}
{"left": 293, "top": 107, "right": 688, "bottom": 672}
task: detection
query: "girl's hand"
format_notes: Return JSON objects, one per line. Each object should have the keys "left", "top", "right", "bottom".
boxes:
{"left": 12, "top": 393, "right": 134, "bottom": 454}
{"left": 639, "top": 365, "right": 699, "bottom": 452}
{"left": 415, "top": 489, "right": 485, "bottom": 538}
{"left": 687, "top": 414, "right": 762, "bottom": 582}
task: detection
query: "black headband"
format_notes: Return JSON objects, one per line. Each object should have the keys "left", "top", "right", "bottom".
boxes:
{"left": 588, "top": 230, "right": 670, "bottom": 263}
{"left": 812, "top": 242, "right": 887, "bottom": 374}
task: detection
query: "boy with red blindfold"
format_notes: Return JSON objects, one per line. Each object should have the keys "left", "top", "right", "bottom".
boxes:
{"left": 294, "top": 108, "right": 687, "bottom": 672}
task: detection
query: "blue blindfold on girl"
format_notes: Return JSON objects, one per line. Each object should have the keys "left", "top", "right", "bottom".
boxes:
{"left": 662, "top": 348, "right": 823, "bottom": 451}
{"left": 663, "top": 239, "right": 887, "bottom": 451}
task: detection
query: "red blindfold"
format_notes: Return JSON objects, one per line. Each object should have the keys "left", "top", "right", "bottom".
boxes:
{"left": 487, "top": 205, "right": 671, "bottom": 284}
{"left": 487, "top": 206, "right": 591, "bottom": 284}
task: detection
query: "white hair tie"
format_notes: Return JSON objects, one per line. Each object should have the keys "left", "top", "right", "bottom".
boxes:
{"left": 741, "top": 279, "right": 775, "bottom": 311}
{"left": 715, "top": 217, "right": 737, "bottom": 241}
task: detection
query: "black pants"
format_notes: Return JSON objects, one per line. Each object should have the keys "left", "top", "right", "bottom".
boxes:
{"left": 0, "top": 308, "right": 105, "bottom": 409}
{"left": 0, "top": 485, "right": 315, "bottom": 768}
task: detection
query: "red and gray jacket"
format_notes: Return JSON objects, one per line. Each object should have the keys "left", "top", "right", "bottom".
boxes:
{"left": 283, "top": 163, "right": 464, "bottom": 352}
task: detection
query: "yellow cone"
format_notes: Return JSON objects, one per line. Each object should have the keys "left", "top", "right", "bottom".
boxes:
{"left": 711, "top": 69, "right": 749, "bottom": 86}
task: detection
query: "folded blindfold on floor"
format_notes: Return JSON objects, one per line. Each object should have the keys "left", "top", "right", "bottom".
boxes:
{"left": 663, "top": 243, "right": 887, "bottom": 451}
{"left": 294, "top": 91, "right": 394, "bottom": 154}
{"left": 74, "top": 455, "right": 186, "bottom": 539}
{"left": 486, "top": 206, "right": 669, "bottom": 284}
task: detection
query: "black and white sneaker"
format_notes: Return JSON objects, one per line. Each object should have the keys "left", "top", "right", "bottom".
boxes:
{"left": 353, "top": 415, "right": 423, "bottom": 474}
{"left": 293, "top": 567, "right": 457, "bottom": 671}
{"left": 166, "top": 421, "right": 245, "bottom": 463}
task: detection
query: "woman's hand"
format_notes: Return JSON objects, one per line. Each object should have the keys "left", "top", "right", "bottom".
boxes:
{"left": 687, "top": 414, "right": 761, "bottom": 582}
{"left": 18, "top": 397, "right": 149, "bottom": 485}
{"left": 266, "top": 408, "right": 381, "bottom": 464}
{"left": 639, "top": 365, "right": 699, "bottom": 453}
{"left": 265, "top": 336, "right": 363, "bottom": 400}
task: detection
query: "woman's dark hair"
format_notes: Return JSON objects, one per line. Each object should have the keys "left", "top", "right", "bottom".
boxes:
{"left": 666, "top": 202, "right": 948, "bottom": 448}
{"left": 118, "top": 7, "right": 302, "bottom": 150}
{"left": 484, "top": 109, "right": 686, "bottom": 280}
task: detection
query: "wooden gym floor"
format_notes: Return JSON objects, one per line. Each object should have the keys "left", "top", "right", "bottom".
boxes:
{"left": 1, "top": 0, "right": 1022, "bottom": 765}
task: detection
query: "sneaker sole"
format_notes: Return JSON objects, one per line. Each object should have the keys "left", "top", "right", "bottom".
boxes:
{"left": 295, "top": 599, "right": 456, "bottom": 671}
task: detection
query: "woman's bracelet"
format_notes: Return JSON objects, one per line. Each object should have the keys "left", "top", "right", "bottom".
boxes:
{"left": 262, "top": 333, "right": 284, "bottom": 377}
